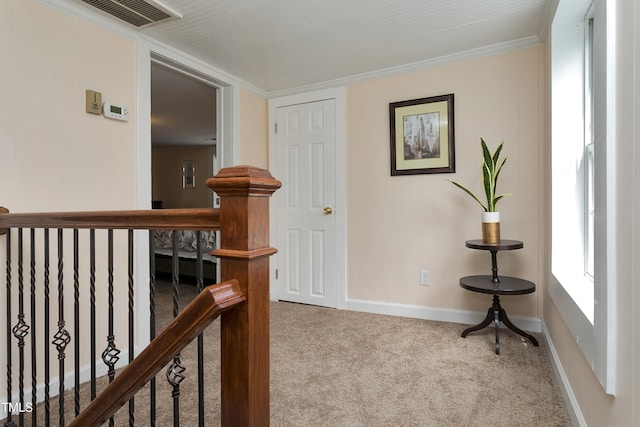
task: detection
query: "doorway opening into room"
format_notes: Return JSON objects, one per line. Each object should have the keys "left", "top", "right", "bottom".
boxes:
{"left": 149, "top": 60, "right": 220, "bottom": 284}
{"left": 150, "top": 61, "right": 219, "bottom": 209}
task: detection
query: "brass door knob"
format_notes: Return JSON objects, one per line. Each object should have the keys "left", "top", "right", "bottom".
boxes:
{"left": 323, "top": 207, "right": 333, "bottom": 215}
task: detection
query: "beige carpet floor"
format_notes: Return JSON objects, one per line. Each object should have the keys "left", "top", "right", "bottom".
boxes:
{"left": 18, "top": 280, "right": 573, "bottom": 426}
{"left": 145, "top": 281, "right": 571, "bottom": 426}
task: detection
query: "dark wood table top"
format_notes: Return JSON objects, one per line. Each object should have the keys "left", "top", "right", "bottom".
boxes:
{"left": 465, "top": 239, "right": 523, "bottom": 251}
{"left": 459, "top": 275, "right": 535, "bottom": 295}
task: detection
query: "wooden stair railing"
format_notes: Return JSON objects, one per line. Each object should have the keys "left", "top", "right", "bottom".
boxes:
{"left": 0, "top": 165, "right": 281, "bottom": 426}
{"left": 0, "top": 207, "right": 220, "bottom": 231}
{"left": 69, "top": 279, "right": 245, "bottom": 427}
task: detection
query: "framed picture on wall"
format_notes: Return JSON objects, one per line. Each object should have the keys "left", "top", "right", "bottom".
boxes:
{"left": 182, "top": 160, "right": 196, "bottom": 189}
{"left": 389, "top": 93, "right": 455, "bottom": 175}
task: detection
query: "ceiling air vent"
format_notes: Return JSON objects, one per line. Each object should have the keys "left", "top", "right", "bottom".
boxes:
{"left": 80, "top": 0, "right": 182, "bottom": 28}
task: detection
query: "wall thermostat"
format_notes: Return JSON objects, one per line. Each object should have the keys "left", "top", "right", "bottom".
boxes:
{"left": 103, "top": 101, "right": 129, "bottom": 121}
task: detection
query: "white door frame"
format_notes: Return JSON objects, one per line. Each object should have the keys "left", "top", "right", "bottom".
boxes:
{"left": 268, "top": 87, "right": 347, "bottom": 309}
{"left": 135, "top": 39, "right": 241, "bottom": 346}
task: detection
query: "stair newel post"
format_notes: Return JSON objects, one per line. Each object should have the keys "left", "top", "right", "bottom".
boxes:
{"left": 206, "top": 166, "right": 281, "bottom": 427}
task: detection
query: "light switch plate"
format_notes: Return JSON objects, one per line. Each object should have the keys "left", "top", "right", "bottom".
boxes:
{"left": 85, "top": 90, "right": 102, "bottom": 115}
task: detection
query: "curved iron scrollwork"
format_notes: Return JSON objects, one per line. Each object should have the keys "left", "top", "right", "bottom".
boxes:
{"left": 12, "top": 315, "right": 30, "bottom": 345}
{"left": 102, "top": 335, "right": 121, "bottom": 369}
{"left": 52, "top": 322, "right": 71, "bottom": 358}
{"left": 166, "top": 356, "right": 186, "bottom": 387}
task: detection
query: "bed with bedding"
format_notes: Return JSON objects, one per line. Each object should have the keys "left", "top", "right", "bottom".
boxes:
{"left": 153, "top": 229, "right": 217, "bottom": 281}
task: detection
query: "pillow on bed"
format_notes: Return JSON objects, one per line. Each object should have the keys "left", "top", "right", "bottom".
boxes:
{"left": 154, "top": 230, "right": 216, "bottom": 253}
{"left": 154, "top": 230, "right": 174, "bottom": 249}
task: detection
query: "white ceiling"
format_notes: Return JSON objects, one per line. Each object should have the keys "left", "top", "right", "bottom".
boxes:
{"left": 74, "top": 0, "right": 554, "bottom": 146}
{"left": 89, "top": 0, "right": 554, "bottom": 94}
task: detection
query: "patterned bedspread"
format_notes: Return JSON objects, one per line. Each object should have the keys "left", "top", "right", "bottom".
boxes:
{"left": 153, "top": 230, "right": 217, "bottom": 261}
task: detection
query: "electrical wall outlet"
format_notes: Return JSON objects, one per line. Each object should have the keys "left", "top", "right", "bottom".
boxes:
{"left": 420, "top": 269, "right": 430, "bottom": 286}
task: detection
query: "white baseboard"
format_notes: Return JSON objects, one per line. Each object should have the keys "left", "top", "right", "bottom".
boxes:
{"left": 542, "top": 321, "right": 586, "bottom": 427}
{"left": 345, "top": 298, "right": 542, "bottom": 333}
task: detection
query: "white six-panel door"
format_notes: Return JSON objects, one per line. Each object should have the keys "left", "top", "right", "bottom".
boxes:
{"left": 275, "top": 99, "right": 336, "bottom": 307}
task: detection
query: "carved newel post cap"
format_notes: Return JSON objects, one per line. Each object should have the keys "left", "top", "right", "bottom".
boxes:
{"left": 206, "top": 165, "right": 282, "bottom": 196}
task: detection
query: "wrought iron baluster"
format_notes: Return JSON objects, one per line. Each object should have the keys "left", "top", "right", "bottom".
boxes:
{"left": 73, "top": 229, "right": 80, "bottom": 416}
{"left": 172, "top": 230, "right": 180, "bottom": 318}
{"left": 102, "top": 229, "right": 120, "bottom": 427}
{"left": 43, "top": 229, "right": 51, "bottom": 427}
{"left": 29, "top": 229, "right": 37, "bottom": 427}
{"left": 12, "top": 229, "right": 30, "bottom": 427}
{"left": 5, "top": 230, "right": 16, "bottom": 427}
{"left": 196, "top": 231, "right": 204, "bottom": 292}
{"left": 53, "top": 229, "right": 71, "bottom": 427}
{"left": 166, "top": 357, "right": 186, "bottom": 427}
{"left": 128, "top": 229, "right": 135, "bottom": 427}
{"left": 168, "top": 230, "right": 184, "bottom": 426}
{"left": 196, "top": 231, "right": 205, "bottom": 426}
{"left": 90, "top": 229, "right": 96, "bottom": 401}
{"left": 149, "top": 230, "right": 157, "bottom": 426}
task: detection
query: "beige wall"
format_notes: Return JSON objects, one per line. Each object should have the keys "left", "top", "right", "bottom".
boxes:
{"left": 239, "top": 87, "right": 268, "bottom": 168}
{"left": 0, "top": 0, "right": 137, "bottom": 405}
{"left": 346, "top": 46, "right": 544, "bottom": 317}
{"left": 0, "top": 0, "right": 137, "bottom": 212}
{"left": 152, "top": 146, "right": 215, "bottom": 208}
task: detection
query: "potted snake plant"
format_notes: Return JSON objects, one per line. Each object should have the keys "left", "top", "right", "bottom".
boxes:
{"left": 449, "top": 138, "right": 511, "bottom": 243}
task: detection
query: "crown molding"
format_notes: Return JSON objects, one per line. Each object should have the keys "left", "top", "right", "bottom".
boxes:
{"left": 267, "top": 36, "right": 542, "bottom": 99}
{"left": 39, "top": 1, "right": 541, "bottom": 99}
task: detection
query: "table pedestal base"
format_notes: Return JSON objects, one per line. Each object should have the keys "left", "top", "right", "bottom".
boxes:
{"left": 461, "top": 294, "right": 539, "bottom": 354}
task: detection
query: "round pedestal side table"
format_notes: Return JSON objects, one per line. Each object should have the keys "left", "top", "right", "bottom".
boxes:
{"left": 459, "top": 239, "right": 539, "bottom": 355}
